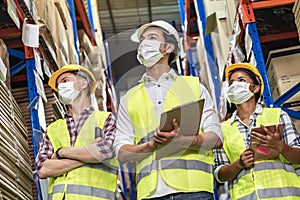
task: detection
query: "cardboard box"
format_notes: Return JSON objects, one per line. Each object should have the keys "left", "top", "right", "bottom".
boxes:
{"left": 267, "top": 46, "right": 300, "bottom": 105}
{"left": 54, "top": 7, "right": 69, "bottom": 63}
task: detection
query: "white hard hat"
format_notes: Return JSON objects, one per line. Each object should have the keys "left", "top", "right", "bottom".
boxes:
{"left": 131, "top": 20, "right": 180, "bottom": 43}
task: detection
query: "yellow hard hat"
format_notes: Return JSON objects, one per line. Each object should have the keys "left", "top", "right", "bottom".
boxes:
{"left": 225, "top": 63, "right": 264, "bottom": 97}
{"left": 48, "top": 64, "right": 97, "bottom": 93}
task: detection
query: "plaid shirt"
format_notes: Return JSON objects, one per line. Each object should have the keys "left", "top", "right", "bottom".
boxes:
{"left": 214, "top": 104, "right": 300, "bottom": 173}
{"left": 35, "top": 107, "right": 116, "bottom": 171}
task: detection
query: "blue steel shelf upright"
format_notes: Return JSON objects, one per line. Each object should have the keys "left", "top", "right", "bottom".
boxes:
{"left": 237, "top": 0, "right": 300, "bottom": 120}
{"left": 178, "top": 0, "right": 221, "bottom": 108}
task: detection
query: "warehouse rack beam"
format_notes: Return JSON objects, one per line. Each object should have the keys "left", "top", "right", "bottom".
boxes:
{"left": 274, "top": 82, "right": 300, "bottom": 119}
{"left": 0, "top": 27, "right": 21, "bottom": 38}
{"left": 74, "top": 0, "right": 97, "bottom": 46}
{"left": 252, "top": 0, "right": 295, "bottom": 9}
{"left": 259, "top": 31, "right": 298, "bottom": 43}
{"left": 178, "top": 0, "right": 221, "bottom": 106}
{"left": 8, "top": 48, "right": 25, "bottom": 59}
{"left": 178, "top": 0, "right": 200, "bottom": 76}
{"left": 238, "top": 0, "right": 300, "bottom": 119}
{"left": 86, "top": 0, "right": 96, "bottom": 33}
{"left": 195, "top": 0, "right": 221, "bottom": 107}
{"left": 26, "top": 56, "right": 43, "bottom": 200}
{"left": 10, "top": 60, "right": 26, "bottom": 76}
{"left": 67, "top": 0, "right": 81, "bottom": 64}
{"left": 247, "top": 23, "right": 273, "bottom": 107}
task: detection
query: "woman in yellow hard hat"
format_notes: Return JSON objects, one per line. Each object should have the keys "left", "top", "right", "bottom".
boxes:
{"left": 36, "top": 64, "right": 119, "bottom": 200}
{"left": 214, "top": 63, "right": 300, "bottom": 200}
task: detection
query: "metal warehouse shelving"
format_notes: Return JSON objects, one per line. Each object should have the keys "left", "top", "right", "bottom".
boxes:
{"left": 0, "top": 0, "right": 116, "bottom": 199}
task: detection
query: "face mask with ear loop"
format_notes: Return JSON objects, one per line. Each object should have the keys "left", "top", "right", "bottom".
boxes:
{"left": 227, "top": 81, "right": 254, "bottom": 105}
{"left": 58, "top": 81, "right": 82, "bottom": 105}
{"left": 137, "top": 40, "right": 164, "bottom": 68}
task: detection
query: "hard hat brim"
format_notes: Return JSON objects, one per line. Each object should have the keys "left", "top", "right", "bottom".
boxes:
{"left": 48, "top": 64, "right": 97, "bottom": 93}
{"left": 225, "top": 63, "right": 264, "bottom": 97}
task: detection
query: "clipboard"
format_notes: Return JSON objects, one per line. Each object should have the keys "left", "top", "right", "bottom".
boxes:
{"left": 250, "top": 123, "right": 285, "bottom": 161}
{"left": 159, "top": 99, "right": 205, "bottom": 136}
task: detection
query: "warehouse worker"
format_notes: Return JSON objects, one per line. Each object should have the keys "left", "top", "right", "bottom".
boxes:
{"left": 113, "top": 20, "right": 223, "bottom": 200}
{"left": 36, "top": 64, "right": 118, "bottom": 200}
{"left": 214, "top": 63, "right": 300, "bottom": 199}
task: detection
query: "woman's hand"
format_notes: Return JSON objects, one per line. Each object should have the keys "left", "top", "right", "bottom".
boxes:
{"left": 238, "top": 147, "right": 254, "bottom": 169}
{"left": 251, "top": 124, "right": 283, "bottom": 151}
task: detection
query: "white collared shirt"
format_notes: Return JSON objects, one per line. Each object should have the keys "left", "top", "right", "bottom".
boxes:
{"left": 114, "top": 69, "right": 222, "bottom": 197}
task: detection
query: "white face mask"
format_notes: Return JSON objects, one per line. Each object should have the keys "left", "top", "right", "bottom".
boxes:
{"left": 58, "top": 82, "right": 81, "bottom": 105}
{"left": 227, "top": 81, "right": 254, "bottom": 105}
{"left": 137, "top": 40, "right": 164, "bottom": 68}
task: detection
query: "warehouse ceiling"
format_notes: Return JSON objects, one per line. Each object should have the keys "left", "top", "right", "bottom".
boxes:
{"left": 97, "top": 0, "right": 182, "bottom": 40}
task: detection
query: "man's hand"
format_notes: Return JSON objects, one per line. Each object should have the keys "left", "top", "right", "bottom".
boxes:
{"left": 154, "top": 119, "right": 180, "bottom": 145}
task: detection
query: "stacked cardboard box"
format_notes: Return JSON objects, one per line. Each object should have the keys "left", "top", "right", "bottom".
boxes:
{"left": 266, "top": 45, "right": 300, "bottom": 132}
{"left": 0, "top": 81, "right": 33, "bottom": 200}
{"left": 12, "top": 84, "right": 65, "bottom": 200}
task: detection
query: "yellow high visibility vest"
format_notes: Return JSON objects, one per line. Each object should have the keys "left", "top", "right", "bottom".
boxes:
{"left": 47, "top": 110, "right": 118, "bottom": 200}
{"left": 125, "top": 76, "right": 214, "bottom": 200}
{"left": 222, "top": 108, "right": 300, "bottom": 200}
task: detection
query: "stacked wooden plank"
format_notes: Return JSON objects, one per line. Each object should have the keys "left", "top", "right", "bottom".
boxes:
{"left": 11, "top": 84, "right": 65, "bottom": 200}
{"left": 0, "top": 80, "right": 33, "bottom": 200}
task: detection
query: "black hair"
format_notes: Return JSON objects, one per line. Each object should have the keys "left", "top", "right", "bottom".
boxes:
{"left": 228, "top": 68, "right": 261, "bottom": 102}
{"left": 161, "top": 31, "right": 179, "bottom": 65}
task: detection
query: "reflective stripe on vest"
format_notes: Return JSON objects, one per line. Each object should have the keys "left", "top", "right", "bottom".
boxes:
{"left": 47, "top": 110, "right": 118, "bottom": 200}
{"left": 137, "top": 130, "right": 156, "bottom": 145}
{"left": 125, "top": 76, "right": 214, "bottom": 200}
{"left": 48, "top": 184, "right": 116, "bottom": 200}
{"left": 136, "top": 159, "right": 213, "bottom": 184}
{"left": 82, "top": 163, "right": 118, "bottom": 175}
{"left": 222, "top": 108, "right": 300, "bottom": 200}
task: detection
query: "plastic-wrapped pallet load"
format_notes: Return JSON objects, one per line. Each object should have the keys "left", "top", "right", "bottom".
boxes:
{"left": 0, "top": 80, "right": 33, "bottom": 200}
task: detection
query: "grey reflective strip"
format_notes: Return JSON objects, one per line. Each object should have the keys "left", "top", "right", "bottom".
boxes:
{"left": 48, "top": 184, "right": 65, "bottom": 200}
{"left": 239, "top": 191, "right": 257, "bottom": 200}
{"left": 229, "top": 168, "right": 250, "bottom": 190}
{"left": 296, "top": 168, "right": 300, "bottom": 176}
{"left": 67, "top": 184, "right": 115, "bottom": 199}
{"left": 136, "top": 160, "right": 158, "bottom": 184}
{"left": 137, "top": 130, "right": 156, "bottom": 145}
{"left": 258, "top": 187, "right": 300, "bottom": 198}
{"left": 53, "top": 184, "right": 65, "bottom": 193}
{"left": 161, "top": 159, "right": 213, "bottom": 173}
{"left": 254, "top": 161, "right": 295, "bottom": 173}
{"left": 83, "top": 163, "right": 118, "bottom": 175}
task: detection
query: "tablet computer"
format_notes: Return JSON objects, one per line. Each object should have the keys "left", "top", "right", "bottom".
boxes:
{"left": 159, "top": 99, "right": 205, "bottom": 136}
{"left": 250, "top": 123, "right": 285, "bottom": 161}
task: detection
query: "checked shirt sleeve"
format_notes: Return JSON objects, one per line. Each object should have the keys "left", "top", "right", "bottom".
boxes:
{"left": 96, "top": 113, "right": 117, "bottom": 160}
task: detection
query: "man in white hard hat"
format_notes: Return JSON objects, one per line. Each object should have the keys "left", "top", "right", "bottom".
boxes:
{"left": 36, "top": 64, "right": 118, "bottom": 200}
{"left": 114, "top": 20, "right": 223, "bottom": 199}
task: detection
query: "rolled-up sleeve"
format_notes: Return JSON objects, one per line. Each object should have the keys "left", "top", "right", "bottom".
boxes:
{"left": 96, "top": 113, "right": 117, "bottom": 160}
{"left": 200, "top": 84, "right": 223, "bottom": 142}
{"left": 113, "top": 97, "right": 135, "bottom": 158}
